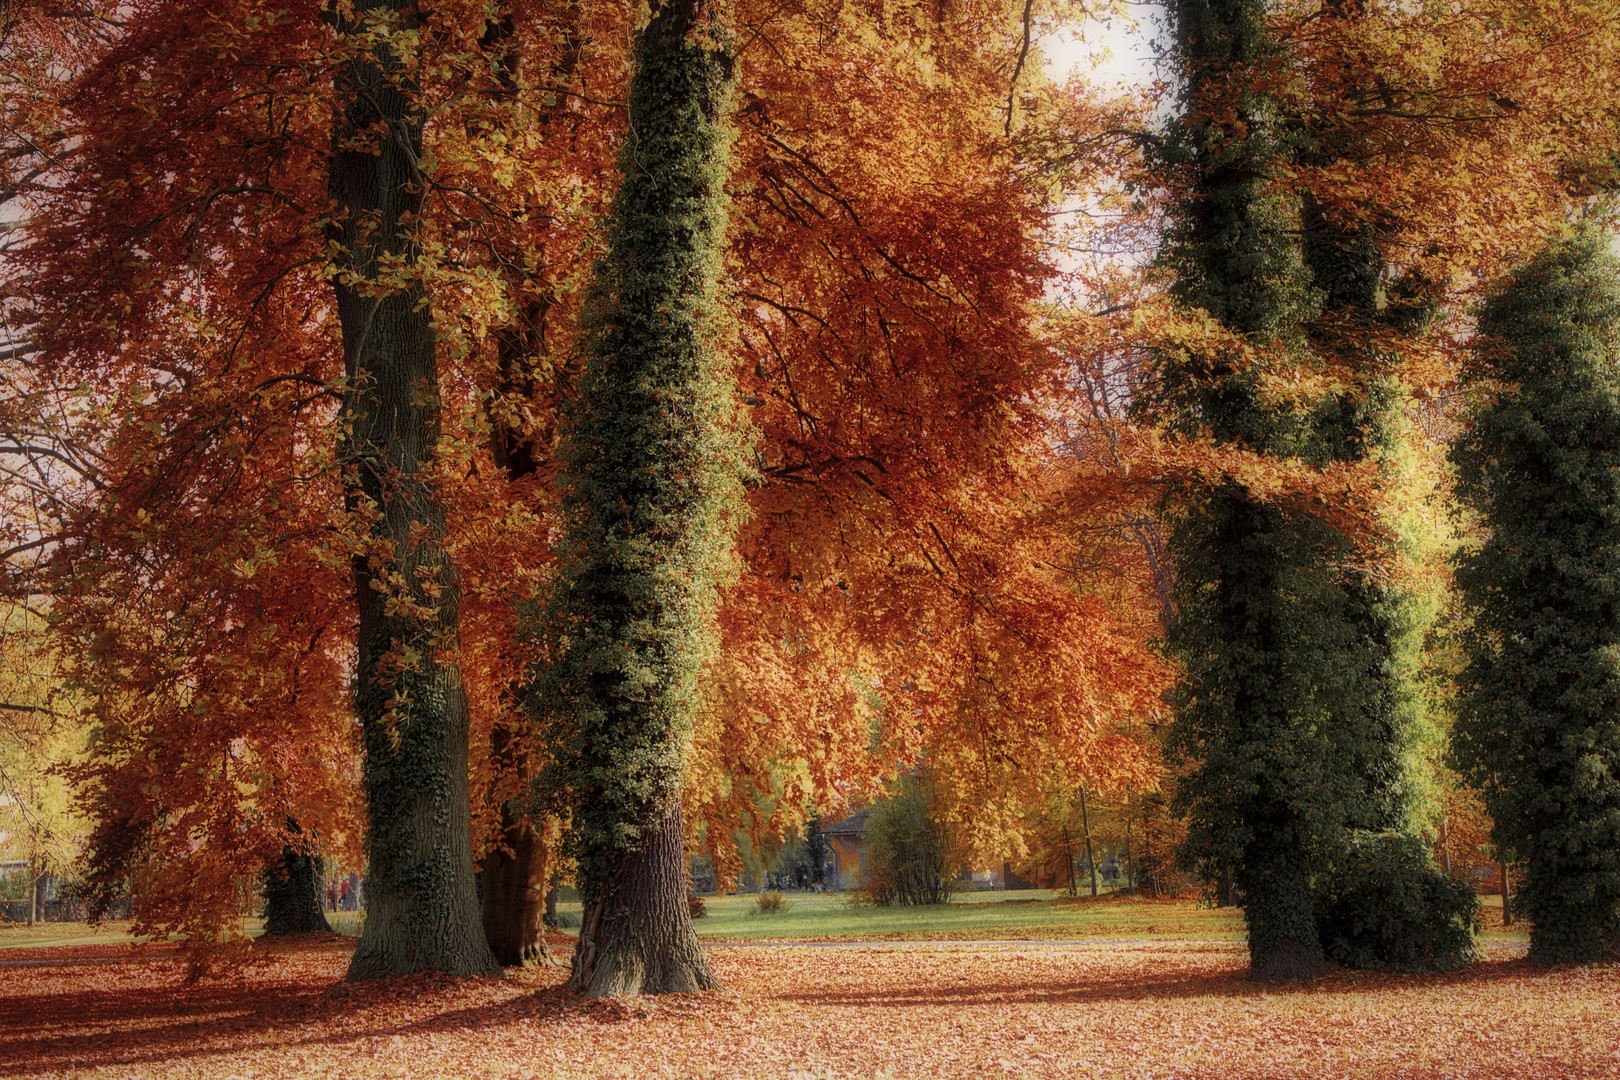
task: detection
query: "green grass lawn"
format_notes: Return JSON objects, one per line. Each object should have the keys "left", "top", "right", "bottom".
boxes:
{"left": 0, "top": 910, "right": 366, "bottom": 950}
{"left": 548, "top": 889, "right": 1253, "bottom": 942}
{"left": 2, "top": 892, "right": 1529, "bottom": 951}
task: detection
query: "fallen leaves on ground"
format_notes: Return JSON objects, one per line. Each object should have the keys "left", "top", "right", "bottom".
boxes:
{"left": 1, "top": 934, "right": 1614, "bottom": 1079}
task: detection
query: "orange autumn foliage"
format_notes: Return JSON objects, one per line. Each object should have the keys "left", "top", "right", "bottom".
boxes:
{"left": 3, "top": 0, "right": 1170, "bottom": 951}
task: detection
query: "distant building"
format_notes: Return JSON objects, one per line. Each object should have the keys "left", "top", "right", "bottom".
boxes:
{"left": 818, "top": 808, "right": 870, "bottom": 889}
{"left": 816, "top": 808, "right": 1028, "bottom": 891}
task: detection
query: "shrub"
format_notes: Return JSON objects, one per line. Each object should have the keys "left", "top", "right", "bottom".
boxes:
{"left": 1313, "top": 833, "right": 1479, "bottom": 973}
{"left": 687, "top": 892, "right": 707, "bottom": 919}
{"left": 753, "top": 889, "right": 787, "bottom": 914}
{"left": 853, "top": 776, "right": 961, "bottom": 907}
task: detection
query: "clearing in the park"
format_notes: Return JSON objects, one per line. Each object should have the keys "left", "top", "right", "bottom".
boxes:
{"left": 2, "top": 896, "right": 1614, "bottom": 1080}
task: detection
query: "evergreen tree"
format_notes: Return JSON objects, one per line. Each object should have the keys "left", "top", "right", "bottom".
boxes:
{"left": 1451, "top": 230, "right": 1620, "bottom": 966}
{"left": 537, "top": 0, "right": 744, "bottom": 997}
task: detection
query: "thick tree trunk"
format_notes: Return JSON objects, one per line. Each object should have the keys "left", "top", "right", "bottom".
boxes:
{"left": 569, "top": 802, "right": 716, "bottom": 997}
{"left": 541, "top": 0, "right": 736, "bottom": 1000}
{"left": 476, "top": 307, "right": 555, "bottom": 966}
{"left": 329, "top": 0, "right": 497, "bottom": 981}
{"left": 1244, "top": 850, "right": 1327, "bottom": 982}
{"left": 263, "top": 841, "right": 333, "bottom": 935}
{"left": 481, "top": 800, "right": 550, "bottom": 966}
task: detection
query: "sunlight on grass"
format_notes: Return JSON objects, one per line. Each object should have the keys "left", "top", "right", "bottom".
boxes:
{"left": 547, "top": 889, "right": 1250, "bottom": 942}
{"left": 0, "top": 909, "right": 368, "bottom": 950}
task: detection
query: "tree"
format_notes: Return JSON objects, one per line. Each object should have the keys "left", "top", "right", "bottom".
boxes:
{"left": 327, "top": 0, "right": 499, "bottom": 980}
{"left": 1152, "top": 0, "right": 1362, "bottom": 982}
{"left": 537, "top": 0, "right": 741, "bottom": 998}
{"left": 1145, "top": 0, "right": 1620, "bottom": 982}
{"left": 261, "top": 823, "right": 333, "bottom": 936}
{"left": 1451, "top": 229, "right": 1620, "bottom": 966}
{"left": 688, "top": 0, "right": 1168, "bottom": 884}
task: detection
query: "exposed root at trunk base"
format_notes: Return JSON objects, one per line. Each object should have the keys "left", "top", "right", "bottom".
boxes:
{"left": 567, "top": 802, "right": 720, "bottom": 998}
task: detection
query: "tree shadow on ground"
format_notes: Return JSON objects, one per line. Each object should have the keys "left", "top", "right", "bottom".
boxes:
{"left": 0, "top": 944, "right": 1569, "bottom": 1076}
{"left": 771, "top": 954, "right": 1543, "bottom": 1009}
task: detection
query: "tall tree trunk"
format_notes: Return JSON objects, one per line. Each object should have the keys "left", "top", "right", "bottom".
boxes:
{"left": 328, "top": 0, "right": 497, "bottom": 980}
{"left": 1156, "top": 0, "right": 1338, "bottom": 982}
{"left": 481, "top": 721, "right": 551, "bottom": 966}
{"left": 477, "top": 306, "right": 556, "bottom": 966}
{"left": 466, "top": 2, "right": 582, "bottom": 965}
{"left": 1244, "top": 842, "right": 1326, "bottom": 981}
{"left": 541, "top": 0, "right": 738, "bottom": 998}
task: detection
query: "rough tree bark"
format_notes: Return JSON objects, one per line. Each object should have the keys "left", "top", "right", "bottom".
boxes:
{"left": 329, "top": 0, "right": 498, "bottom": 980}
{"left": 481, "top": 720, "right": 551, "bottom": 967}
{"left": 467, "top": 5, "right": 582, "bottom": 967}
{"left": 571, "top": 803, "right": 712, "bottom": 996}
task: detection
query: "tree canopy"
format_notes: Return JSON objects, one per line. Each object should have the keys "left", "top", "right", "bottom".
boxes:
{"left": 0, "top": 0, "right": 1617, "bottom": 984}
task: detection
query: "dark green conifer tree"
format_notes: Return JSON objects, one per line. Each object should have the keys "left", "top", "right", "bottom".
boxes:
{"left": 537, "top": 0, "right": 743, "bottom": 997}
{"left": 1452, "top": 230, "right": 1620, "bottom": 966}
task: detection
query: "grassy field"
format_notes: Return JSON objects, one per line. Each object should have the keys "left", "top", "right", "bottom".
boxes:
{"left": 0, "top": 910, "right": 366, "bottom": 950}
{"left": 0, "top": 891, "right": 1529, "bottom": 951}
{"left": 680, "top": 889, "right": 1248, "bottom": 940}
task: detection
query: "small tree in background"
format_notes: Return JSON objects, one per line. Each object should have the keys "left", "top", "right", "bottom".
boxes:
{"left": 856, "top": 776, "right": 960, "bottom": 907}
{"left": 1451, "top": 229, "right": 1620, "bottom": 965}
{"left": 800, "top": 816, "right": 830, "bottom": 888}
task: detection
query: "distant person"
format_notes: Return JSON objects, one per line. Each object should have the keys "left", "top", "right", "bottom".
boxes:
{"left": 327, "top": 882, "right": 339, "bottom": 911}
{"left": 339, "top": 878, "right": 351, "bottom": 911}
{"left": 794, "top": 861, "right": 807, "bottom": 889}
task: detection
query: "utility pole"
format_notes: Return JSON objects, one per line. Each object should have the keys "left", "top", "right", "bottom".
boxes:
{"left": 1078, "top": 786, "right": 1098, "bottom": 897}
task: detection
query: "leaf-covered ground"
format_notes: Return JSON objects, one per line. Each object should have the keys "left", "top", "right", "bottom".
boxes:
{"left": 2, "top": 934, "right": 1613, "bottom": 1079}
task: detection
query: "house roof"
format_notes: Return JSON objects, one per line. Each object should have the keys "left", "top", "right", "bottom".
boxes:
{"left": 818, "top": 808, "right": 871, "bottom": 837}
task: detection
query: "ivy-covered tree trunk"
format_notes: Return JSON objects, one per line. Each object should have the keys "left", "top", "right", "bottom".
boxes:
{"left": 539, "top": 0, "right": 740, "bottom": 998}
{"left": 1170, "top": 489, "right": 1354, "bottom": 981}
{"left": 1155, "top": 0, "right": 1343, "bottom": 982}
{"left": 1452, "top": 231, "right": 1620, "bottom": 966}
{"left": 329, "top": 0, "right": 498, "bottom": 981}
